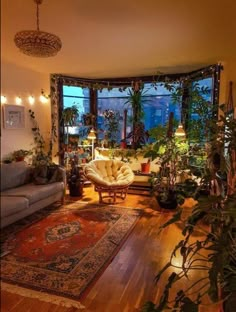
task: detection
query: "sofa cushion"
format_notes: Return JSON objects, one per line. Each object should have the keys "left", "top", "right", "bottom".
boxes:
{"left": 33, "top": 164, "right": 64, "bottom": 185}
{"left": 1, "top": 182, "right": 64, "bottom": 205}
{"left": 1, "top": 195, "right": 29, "bottom": 218}
{"left": 0, "top": 161, "right": 31, "bottom": 191}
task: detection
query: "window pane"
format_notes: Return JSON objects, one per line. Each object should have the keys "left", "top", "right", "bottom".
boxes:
{"left": 97, "top": 88, "right": 128, "bottom": 144}
{"left": 97, "top": 83, "right": 181, "bottom": 147}
{"left": 142, "top": 83, "right": 181, "bottom": 130}
{"left": 62, "top": 85, "right": 90, "bottom": 141}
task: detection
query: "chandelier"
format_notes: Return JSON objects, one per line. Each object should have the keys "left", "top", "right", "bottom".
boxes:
{"left": 14, "top": 0, "right": 62, "bottom": 57}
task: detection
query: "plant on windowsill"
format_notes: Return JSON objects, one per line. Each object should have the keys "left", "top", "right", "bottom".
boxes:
{"left": 61, "top": 105, "right": 79, "bottom": 127}
{"left": 82, "top": 112, "right": 96, "bottom": 127}
{"left": 102, "top": 109, "right": 120, "bottom": 148}
{"left": 124, "top": 82, "right": 149, "bottom": 149}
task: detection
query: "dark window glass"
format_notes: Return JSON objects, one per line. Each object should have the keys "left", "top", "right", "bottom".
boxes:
{"left": 97, "top": 83, "right": 181, "bottom": 146}
{"left": 62, "top": 85, "right": 90, "bottom": 141}
{"left": 97, "top": 88, "right": 129, "bottom": 144}
{"left": 142, "top": 83, "right": 181, "bottom": 130}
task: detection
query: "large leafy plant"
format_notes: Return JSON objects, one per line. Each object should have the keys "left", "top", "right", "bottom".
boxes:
{"left": 143, "top": 115, "right": 190, "bottom": 206}
{"left": 142, "top": 193, "right": 236, "bottom": 312}
{"left": 142, "top": 108, "right": 236, "bottom": 311}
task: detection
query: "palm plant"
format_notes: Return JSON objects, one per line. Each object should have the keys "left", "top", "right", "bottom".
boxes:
{"left": 124, "top": 85, "right": 149, "bottom": 149}
{"left": 61, "top": 105, "right": 79, "bottom": 127}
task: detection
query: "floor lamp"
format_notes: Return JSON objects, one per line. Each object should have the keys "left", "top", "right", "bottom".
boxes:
{"left": 87, "top": 128, "right": 96, "bottom": 160}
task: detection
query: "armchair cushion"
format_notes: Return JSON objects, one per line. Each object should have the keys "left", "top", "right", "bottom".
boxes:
{"left": 85, "top": 159, "right": 134, "bottom": 187}
{"left": 84, "top": 159, "right": 134, "bottom": 204}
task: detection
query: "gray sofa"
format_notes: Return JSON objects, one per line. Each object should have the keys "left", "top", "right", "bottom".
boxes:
{"left": 0, "top": 161, "right": 66, "bottom": 228}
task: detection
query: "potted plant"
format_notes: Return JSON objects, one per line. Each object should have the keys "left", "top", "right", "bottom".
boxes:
{"left": 144, "top": 114, "right": 190, "bottom": 209}
{"left": 67, "top": 157, "right": 84, "bottom": 197}
{"left": 82, "top": 113, "right": 96, "bottom": 127}
{"left": 12, "top": 149, "right": 32, "bottom": 162}
{"left": 61, "top": 105, "right": 79, "bottom": 127}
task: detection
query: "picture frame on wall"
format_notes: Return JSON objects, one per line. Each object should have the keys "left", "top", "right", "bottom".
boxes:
{"left": 3, "top": 104, "right": 25, "bottom": 129}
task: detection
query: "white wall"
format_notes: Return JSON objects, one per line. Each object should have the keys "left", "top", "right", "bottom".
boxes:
{"left": 1, "top": 60, "right": 51, "bottom": 160}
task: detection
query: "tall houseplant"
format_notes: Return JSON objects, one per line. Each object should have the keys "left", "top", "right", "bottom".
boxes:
{"left": 144, "top": 113, "right": 190, "bottom": 209}
{"left": 124, "top": 83, "right": 149, "bottom": 149}
{"left": 102, "top": 109, "right": 120, "bottom": 147}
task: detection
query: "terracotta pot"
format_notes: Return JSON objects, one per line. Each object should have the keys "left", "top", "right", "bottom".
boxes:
{"left": 120, "top": 141, "right": 127, "bottom": 149}
{"left": 141, "top": 162, "right": 150, "bottom": 173}
{"left": 15, "top": 156, "right": 25, "bottom": 162}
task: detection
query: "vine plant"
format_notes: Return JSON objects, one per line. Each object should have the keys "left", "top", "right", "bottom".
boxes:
{"left": 29, "top": 109, "right": 57, "bottom": 166}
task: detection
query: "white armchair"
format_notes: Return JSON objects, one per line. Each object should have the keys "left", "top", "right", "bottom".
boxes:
{"left": 84, "top": 159, "right": 134, "bottom": 204}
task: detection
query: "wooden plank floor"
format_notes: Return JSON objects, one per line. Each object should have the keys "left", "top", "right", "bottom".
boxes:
{"left": 1, "top": 186, "right": 213, "bottom": 312}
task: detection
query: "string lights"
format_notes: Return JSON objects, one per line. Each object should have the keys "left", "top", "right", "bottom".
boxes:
{"left": 1, "top": 95, "right": 7, "bottom": 104}
{"left": 1, "top": 90, "right": 49, "bottom": 105}
{"left": 51, "top": 63, "right": 222, "bottom": 93}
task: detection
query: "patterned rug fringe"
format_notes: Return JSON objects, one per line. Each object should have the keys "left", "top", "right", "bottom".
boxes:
{"left": 1, "top": 282, "right": 85, "bottom": 309}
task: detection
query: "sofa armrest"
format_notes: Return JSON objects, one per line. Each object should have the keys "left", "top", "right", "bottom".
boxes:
{"left": 58, "top": 165, "right": 67, "bottom": 188}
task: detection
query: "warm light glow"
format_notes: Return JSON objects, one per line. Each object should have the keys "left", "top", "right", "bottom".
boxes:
{"left": 1, "top": 95, "right": 7, "bottom": 104}
{"left": 15, "top": 96, "right": 22, "bottom": 105}
{"left": 28, "top": 95, "right": 35, "bottom": 105}
{"left": 175, "top": 123, "right": 186, "bottom": 138}
{"left": 87, "top": 128, "right": 96, "bottom": 140}
{"left": 87, "top": 128, "right": 96, "bottom": 160}
{"left": 39, "top": 94, "right": 48, "bottom": 103}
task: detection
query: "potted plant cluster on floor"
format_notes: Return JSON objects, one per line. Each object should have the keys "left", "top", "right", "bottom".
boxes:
{"left": 144, "top": 113, "right": 191, "bottom": 209}
{"left": 141, "top": 106, "right": 236, "bottom": 312}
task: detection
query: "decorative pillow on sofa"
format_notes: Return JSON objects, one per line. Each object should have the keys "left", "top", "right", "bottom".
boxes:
{"left": 33, "top": 165, "right": 63, "bottom": 185}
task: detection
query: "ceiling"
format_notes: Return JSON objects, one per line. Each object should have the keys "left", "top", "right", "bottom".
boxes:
{"left": 2, "top": 0, "right": 236, "bottom": 79}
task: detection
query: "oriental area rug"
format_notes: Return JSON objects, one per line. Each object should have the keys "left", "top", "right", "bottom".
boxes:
{"left": 0, "top": 203, "right": 141, "bottom": 308}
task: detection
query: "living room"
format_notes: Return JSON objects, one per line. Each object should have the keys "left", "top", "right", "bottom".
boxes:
{"left": 1, "top": 0, "right": 236, "bottom": 311}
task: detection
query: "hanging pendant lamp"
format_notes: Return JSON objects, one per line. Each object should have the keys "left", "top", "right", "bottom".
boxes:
{"left": 14, "top": 0, "right": 62, "bottom": 57}
{"left": 175, "top": 123, "right": 186, "bottom": 139}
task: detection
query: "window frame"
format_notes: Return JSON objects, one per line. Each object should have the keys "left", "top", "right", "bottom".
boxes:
{"left": 50, "top": 64, "right": 222, "bottom": 165}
